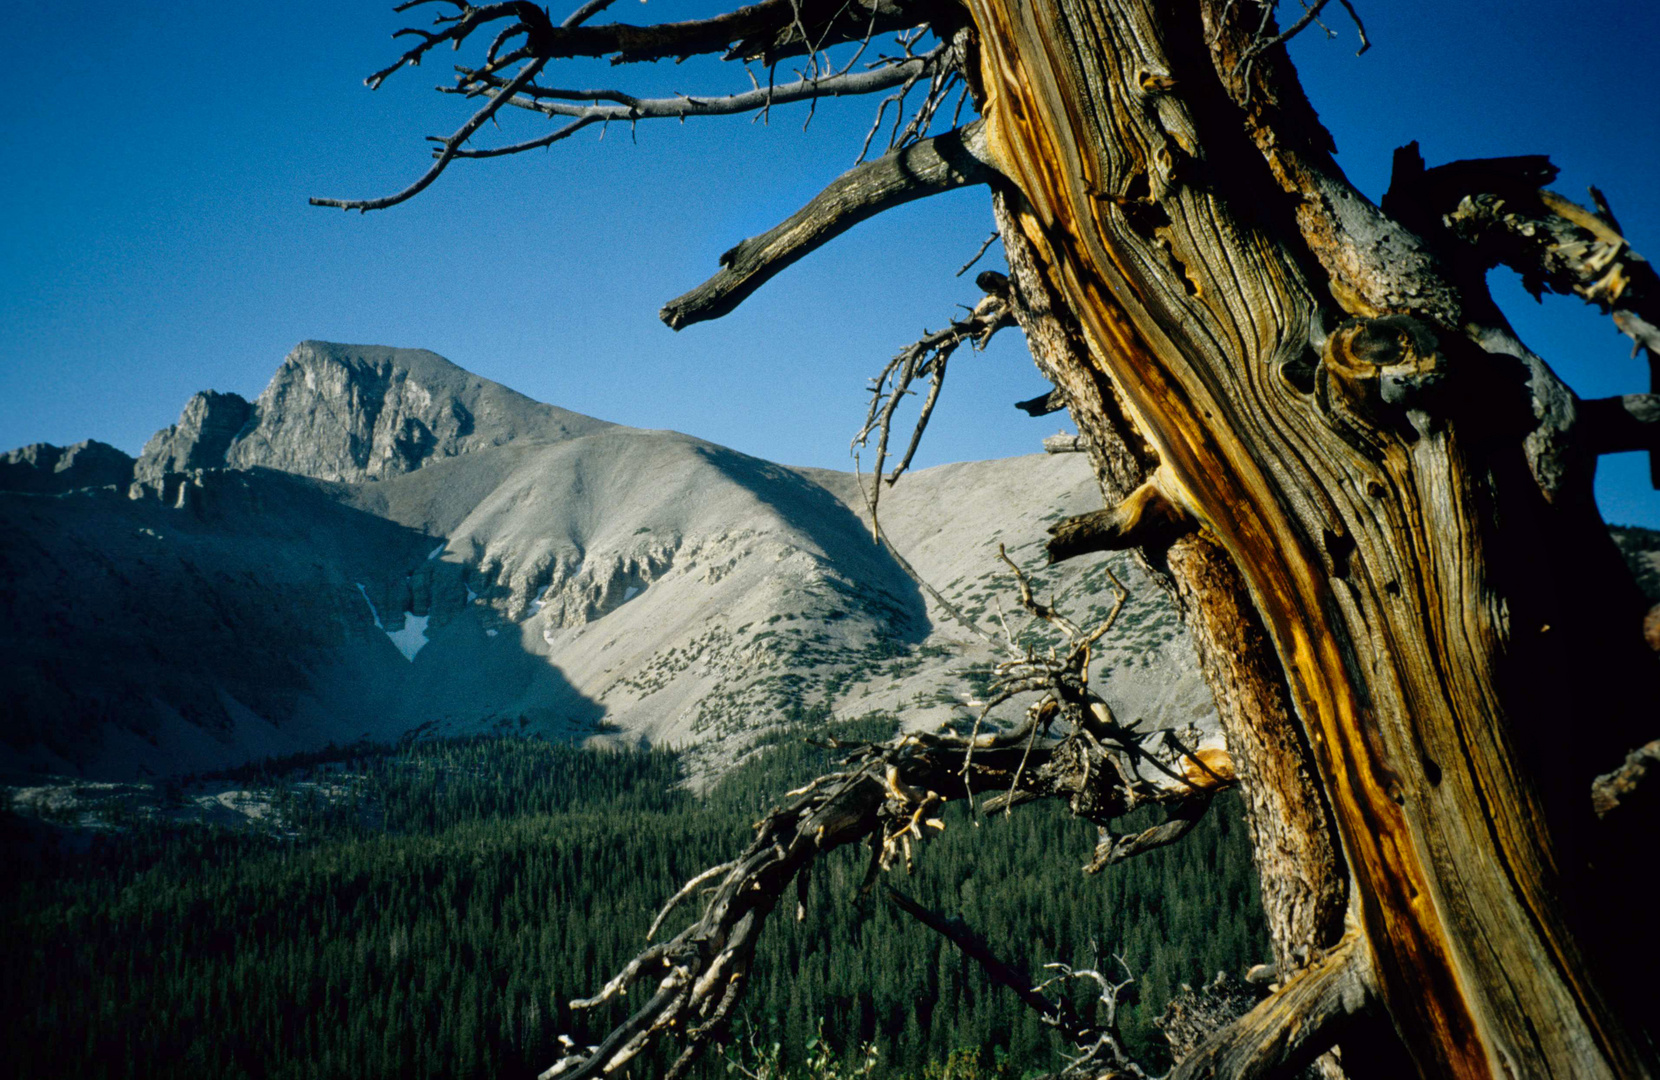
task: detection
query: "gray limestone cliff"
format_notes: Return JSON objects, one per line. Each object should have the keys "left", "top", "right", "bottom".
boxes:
{"left": 135, "top": 391, "right": 254, "bottom": 484}
{"left": 0, "top": 439, "right": 135, "bottom": 493}
{"left": 221, "top": 341, "right": 612, "bottom": 482}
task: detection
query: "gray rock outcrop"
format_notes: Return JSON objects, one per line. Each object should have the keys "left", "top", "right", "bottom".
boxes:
{"left": 135, "top": 390, "right": 253, "bottom": 483}
{"left": 0, "top": 439, "right": 135, "bottom": 493}
{"left": 222, "top": 341, "right": 612, "bottom": 482}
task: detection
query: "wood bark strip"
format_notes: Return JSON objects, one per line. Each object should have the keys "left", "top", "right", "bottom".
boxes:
{"left": 1164, "top": 534, "right": 1347, "bottom": 976}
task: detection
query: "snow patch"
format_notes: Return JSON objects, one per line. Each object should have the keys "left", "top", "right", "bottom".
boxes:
{"left": 386, "top": 613, "right": 430, "bottom": 662}
{"left": 354, "top": 583, "right": 384, "bottom": 629}
{"left": 622, "top": 585, "right": 641, "bottom": 602}
{"left": 427, "top": 542, "right": 446, "bottom": 561}
{"left": 485, "top": 628, "right": 499, "bottom": 638}
{"left": 530, "top": 584, "right": 552, "bottom": 615}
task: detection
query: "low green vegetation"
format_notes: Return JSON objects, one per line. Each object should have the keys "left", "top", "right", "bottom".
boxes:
{"left": 1, "top": 728, "right": 1265, "bottom": 1079}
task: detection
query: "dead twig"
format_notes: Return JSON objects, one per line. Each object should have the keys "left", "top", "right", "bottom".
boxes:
{"left": 851, "top": 271, "right": 1016, "bottom": 526}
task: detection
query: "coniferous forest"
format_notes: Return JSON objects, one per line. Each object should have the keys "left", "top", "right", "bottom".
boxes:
{"left": 1, "top": 723, "right": 1266, "bottom": 1080}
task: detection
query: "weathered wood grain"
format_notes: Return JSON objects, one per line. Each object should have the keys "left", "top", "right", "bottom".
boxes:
{"left": 963, "top": 0, "right": 1658, "bottom": 1075}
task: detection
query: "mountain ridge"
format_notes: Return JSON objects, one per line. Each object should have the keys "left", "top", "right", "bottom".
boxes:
{"left": 34, "top": 341, "right": 1657, "bottom": 786}
{"left": 6, "top": 341, "right": 1657, "bottom": 786}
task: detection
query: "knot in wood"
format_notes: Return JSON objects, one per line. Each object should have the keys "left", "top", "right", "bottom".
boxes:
{"left": 1317, "top": 315, "right": 1453, "bottom": 442}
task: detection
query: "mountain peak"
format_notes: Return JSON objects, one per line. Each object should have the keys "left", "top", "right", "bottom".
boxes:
{"left": 136, "top": 390, "right": 253, "bottom": 485}
{"left": 139, "top": 341, "right": 613, "bottom": 485}
{"left": 0, "top": 438, "right": 135, "bottom": 493}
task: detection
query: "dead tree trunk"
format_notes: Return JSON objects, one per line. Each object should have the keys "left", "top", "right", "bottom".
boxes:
{"left": 966, "top": 1, "right": 1659, "bottom": 1076}
{"left": 317, "top": 2, "right": 1660, "bottom": 1076}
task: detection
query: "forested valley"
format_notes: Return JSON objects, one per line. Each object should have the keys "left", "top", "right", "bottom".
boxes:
{"left": 2, "top": 725, "right": 1265, "bottom": 1079}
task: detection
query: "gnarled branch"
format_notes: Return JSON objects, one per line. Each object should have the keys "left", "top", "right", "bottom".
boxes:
{"left": 885, "top": 886, "right": 1093, "bottom": 1041}
{"left": 311, "top": 58, "right": 548, "bottom": 211}
{"left": 450, "top": 45, "right": 947, "bottom": 157}
{"left": 374, "top": 0, "right": 920, "bottom": 80}
{"left": 852, "top": 269, "right": 1016, "bottom": 526}
{"left": 539, "top": 558, "right": 1228, "bottom": 1080}
{"left": 661, "top": 119, "right": 998, "bottom": 329}
{"left": 1591, "top": 738, "right": 1660, "bottom": 820}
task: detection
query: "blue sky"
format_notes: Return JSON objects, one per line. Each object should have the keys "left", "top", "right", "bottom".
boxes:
{"left": 3, "top": 0, "right": 1657, "bottom": 527}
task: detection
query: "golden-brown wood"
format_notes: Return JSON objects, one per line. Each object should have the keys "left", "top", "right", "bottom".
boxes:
{"left": 994, "top": 184, "right": 1350, "bottom": 992}
{"left": 963, "top": 0, "right": 1657, "bottom": 1075}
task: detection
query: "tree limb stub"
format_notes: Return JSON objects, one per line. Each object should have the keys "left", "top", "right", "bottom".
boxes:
{"left": 1170, "top": 934, "right": 1375, "bottom": 1080}
{"left": 1017, "top": 388, "right": 1069, "bottom": 416}
{"left": 660, "top": 119, "right": 998, "bottom": 329}
{"left": 1579, "top": 394, "right": 1660, "bottom": 457}
{"left": 1046, "top": 476, "right": 1194, "bottom": 564}
{"left": 1591, "top": 739, "right": 1660, "bottom": 820}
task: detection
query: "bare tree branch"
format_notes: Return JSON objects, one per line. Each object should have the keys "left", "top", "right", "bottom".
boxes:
{"left": 957, "top": 229, "right": 1001, "bottom": 276}
{"left": 538, "top": 567, "right": 1229, "bottom": 1080}
{"left": 661, "top": 119, "right": 999, "bottom": 329}
{"left": 311, "top": 58, "right": 547, "bottom": 212}
{"left": 885, "top": 885, "right": 1095, "bottom": 1041}
{"left": 373, "top": 0, "right": 921, "bottom": 79}
{"left": 445, "top": 51, "right": 940, "bottom": 158}
{"left": 1591, "top": 738, "right": 1660, "bottom": 819}
{"left": 1084, "top": 793, "right": 1215, "bottom": 872}
{"left": 1579, "top": 394, "right": 1660, "bottom": 457}
{"left": 852, "top": 269, "right": 1015, "bottom": 525}
{"left": 315, "top": 1, "right": 956, "bottom": 215}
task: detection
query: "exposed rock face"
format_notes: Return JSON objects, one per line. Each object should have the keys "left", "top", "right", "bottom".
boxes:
{"left": 0, "top": 439, "right": 135, "bottom": 493}
{"left": 222, "top": 341, "right": 612, "bottom": 482}
{"left": 134, "top": 391, "right": 253, "bottom": 483}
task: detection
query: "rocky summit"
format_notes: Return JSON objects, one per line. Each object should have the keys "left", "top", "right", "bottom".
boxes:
{"left": 0, "top": 343, "right": 1199, "bottom": 782}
